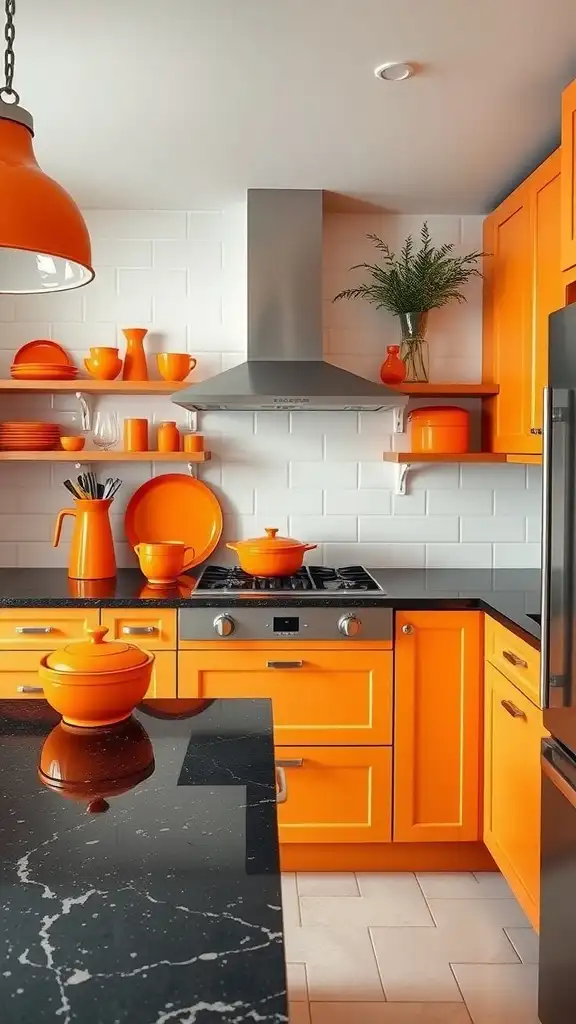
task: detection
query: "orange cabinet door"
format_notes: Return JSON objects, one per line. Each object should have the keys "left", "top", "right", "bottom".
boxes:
{"left": 0, "top": 651, "right": 49, "bottom": 699}
{"left": 177, "top": 649, "right": 392, "bottom": 745}
{"left": 394, "top": 610, "right": 482, "bottom": 842}
{"left": 0, "top": 608, "right": 100, "bottom": 649}
{"left": 100, "top": 609, "right": 177, "bottom": 650}
{"left": 483, "top": 186, "right": 533, "bottom": 452}
{"left": 144, "top": 651, "right": 177, "bottom": 698}
{"left": 561, "top": 78, "right": 576, "bottom": 274}
{"left": 276, "top": 745, "right": 392, "bottom": 844}
{"left": 531, "top": 151, "right": 562, "bottom": 438}
{"left": 484, "top": 662, "right": 546, "bottom": 930}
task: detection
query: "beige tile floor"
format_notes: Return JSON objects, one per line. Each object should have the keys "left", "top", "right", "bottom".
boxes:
{"left": 282, "top": 871, "right": 540, "bottom": 1024}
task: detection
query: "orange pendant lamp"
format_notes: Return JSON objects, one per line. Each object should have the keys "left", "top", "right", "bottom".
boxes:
{"left": 0, "top": 0, "right": 93, "bottom": 293}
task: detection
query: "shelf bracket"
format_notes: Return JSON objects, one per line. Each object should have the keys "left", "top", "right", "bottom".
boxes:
{"left": 187, "top": 462, "right": 198, "bottom": 478}
{"left": 75, "top": 392, "right": 93, "bottom": 432}
{"left": 393, "top": 405, "right": 406, "bottom": 435}
{"left": 394, "top": 462, "right": 410, "bottom": 496}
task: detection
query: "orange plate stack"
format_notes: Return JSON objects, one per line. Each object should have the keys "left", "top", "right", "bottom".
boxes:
{"left": 10, "top": 339, "right": 77, "bottom": 381}
{"left": 0, "top": 421, "right": 61, "bottom": 450}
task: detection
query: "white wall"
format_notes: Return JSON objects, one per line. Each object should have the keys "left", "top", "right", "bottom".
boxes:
{"left": 0, "top": 207, "right": 541, "bottom": 570}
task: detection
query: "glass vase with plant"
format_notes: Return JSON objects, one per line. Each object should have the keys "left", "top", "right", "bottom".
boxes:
{"left": 333, "top": 223, "right": 483, "bottom": 382}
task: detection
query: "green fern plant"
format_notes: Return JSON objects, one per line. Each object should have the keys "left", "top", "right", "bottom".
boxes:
{"left": 333, "top": 223, "right": 483, "bottom": 314}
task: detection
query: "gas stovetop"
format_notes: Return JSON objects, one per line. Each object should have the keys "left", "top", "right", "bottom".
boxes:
{"left": 194, "top": 564, "right": 384, "bottom": 596}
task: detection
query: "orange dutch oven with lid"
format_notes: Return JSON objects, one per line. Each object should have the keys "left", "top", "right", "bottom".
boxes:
{"left": 227, "top": 527, "right": 317, "bottom": 577}
{"left": 39, "top": 626, "right": 154, "bottom": 728}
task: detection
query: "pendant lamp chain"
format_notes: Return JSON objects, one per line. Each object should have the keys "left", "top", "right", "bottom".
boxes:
{"left": 1, "top": 0, "right": 18, "bottom": 103}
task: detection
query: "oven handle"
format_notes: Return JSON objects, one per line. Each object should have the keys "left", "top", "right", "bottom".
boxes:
{"left": 542, "top": 748, "right": 576, "bottom": 811}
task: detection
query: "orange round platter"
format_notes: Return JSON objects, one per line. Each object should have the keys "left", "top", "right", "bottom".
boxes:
{"left": 13, "top": 340, "right": 73, "bottom": 367}
{"left": 124, "top": 475, "right": 223, "bottom": 570}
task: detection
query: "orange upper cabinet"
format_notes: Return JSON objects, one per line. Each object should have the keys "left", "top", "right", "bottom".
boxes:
{"left": 561, "top": 78, "right": 576, "bottom": 275}
{"left": 393, "top": 610, "right": 482, "bottom": 843}
{"left": 483, "top": 151, "right": 561, "bottom": 454}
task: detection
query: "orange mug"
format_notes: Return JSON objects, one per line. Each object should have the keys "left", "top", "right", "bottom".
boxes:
{"left": 183, "top": 432, "right": 204, "bottom": 452}
{"left": 156, "top": 353, "right": 197, "bottom": 382}
{"left": 84, "top": 347, "right": 123, "bottom": 381}
{"left": 124, "top": 418, "right": 149, "bottom": 452}
{"left": 134, "top": 542, "right": 195, "bottom": 584}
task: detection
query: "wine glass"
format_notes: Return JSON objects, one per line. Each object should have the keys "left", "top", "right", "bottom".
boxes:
{"left": 92, "top": 411, "right": 120, "bottom": 451}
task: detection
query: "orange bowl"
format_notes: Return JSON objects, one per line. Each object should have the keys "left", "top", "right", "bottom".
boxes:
{"left": 39, "top": 659, "right": 154, "bottom": 727}
{"left": 60, "top": 436, "right": 86, "bottom": 452}
{"left": 84, "top": 349, "right": 123, "bottom": 381}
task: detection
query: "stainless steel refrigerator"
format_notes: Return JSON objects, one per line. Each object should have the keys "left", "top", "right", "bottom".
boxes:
{"left": 539, "top": 302, "right": 576, "bottom": 1024}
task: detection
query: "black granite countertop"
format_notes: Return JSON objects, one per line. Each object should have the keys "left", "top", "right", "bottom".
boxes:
{"left": 0, "top": 567, "right": 541, "bottom": 647}
{"left": 0, "top": 698, "right": 287, "bottom": 1024}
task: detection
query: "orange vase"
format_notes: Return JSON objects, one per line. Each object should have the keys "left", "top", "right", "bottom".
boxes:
{"left": 53, "top": 499, "right": 116, "bottom": 580}
{"left": 380, "top": 345, "right": 406, "bottom": 385}
{"left": 122, "top": 328, "right": 149, "bottom": 381}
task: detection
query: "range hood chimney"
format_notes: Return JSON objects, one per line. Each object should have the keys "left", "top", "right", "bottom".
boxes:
{"left": 174, "top": 189, "right": 406, "bottom": 412}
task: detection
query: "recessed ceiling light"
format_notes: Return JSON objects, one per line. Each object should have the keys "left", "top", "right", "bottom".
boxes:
{"left": 374, "top": 62, "right": 415, "bottom": 82}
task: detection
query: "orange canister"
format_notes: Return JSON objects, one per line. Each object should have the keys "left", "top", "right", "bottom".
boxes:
{"left": 124, "top": 418, "right": 149, "bottom": 452}
{"left": 408, "top": 406, "right": 469, "bottom": 454}
{"left": 157, "top": 421, "right": 180, "bottom": 452}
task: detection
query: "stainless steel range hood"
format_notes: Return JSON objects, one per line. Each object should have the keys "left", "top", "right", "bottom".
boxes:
{"left": 174, "top": 189, "right": 406, "bottom": 412}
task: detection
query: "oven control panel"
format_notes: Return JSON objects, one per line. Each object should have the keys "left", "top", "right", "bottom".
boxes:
{"left": 179, "top": 606, "right": 392, "bottom": 642}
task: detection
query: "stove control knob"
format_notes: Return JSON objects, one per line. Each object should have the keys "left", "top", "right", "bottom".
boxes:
{"left": 213, "top": 614, "right": 235, "bottom": 637}
{"left": 338, "top": 614, "right": 361, "bottom": 637}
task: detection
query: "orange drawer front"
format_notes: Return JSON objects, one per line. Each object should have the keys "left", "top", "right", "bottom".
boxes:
{"left": 0, "top": 609, "right": 100, "bottom": 649}
{"left": 177, "top": 649, "right": 392, "bottom": 745}
{"left": 0, "top": 650, "right": 48, "bottom": 698}
{"left": 485, "top": 615, "right": 540, "bottom": 706}
{"left": 144, "top": 651, "right": 177, "bottom": 698}
{"left": 276, "top": 745, "right": 392, "bottom": 844}
{"left": 100, "top": 609, "right": 177, "bottom": 650}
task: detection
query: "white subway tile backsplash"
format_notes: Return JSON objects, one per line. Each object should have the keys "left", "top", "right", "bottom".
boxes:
{"left": 0, "top": 207, "right": 539, "bottom": 569}
{"left": 360, "top": 516, "right": 459, "bottom": 543}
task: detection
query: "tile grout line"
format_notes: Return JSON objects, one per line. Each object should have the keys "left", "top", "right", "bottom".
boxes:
{"left": 413, "top": 872, "right": 439, "bottom": 926}
{"left": 447, "top": 963, "right": 475, "bottom": 1022}
{"left": 367, "top": 924, "right": 389, "bottom": 1002}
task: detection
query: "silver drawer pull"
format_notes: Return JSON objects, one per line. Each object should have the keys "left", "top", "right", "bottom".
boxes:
{"left": 276, "top": 766, "right": 288, "bottom": 804}
{"left": 17, "top": 686, "right": 44, "bottom": 694}
{"left": 15, "top": 626, "right": 53, "bottom": 635}
{"left": 276, "top": 758, "right": 304, "bottom": 768}
{"left": 502, "top": 649, "right": 528, "bottom": 669}
{"left": 501, "top": 699, "right": 526, "bottom": 720}
{"left": 122, "top": 626, "right": 157, "bottom": 635}
{"left": 266, "top": 660, "right": 303, "bottom": 669}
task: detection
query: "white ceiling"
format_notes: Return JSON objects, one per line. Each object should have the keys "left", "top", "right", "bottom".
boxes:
{"left": 14, "top": 0, "right": 576, "bottom": 212}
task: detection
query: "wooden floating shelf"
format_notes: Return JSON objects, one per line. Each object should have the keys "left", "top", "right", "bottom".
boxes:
{"left": 0, "top": 380, "right": 189, "bottom": 395}
{"left": 507, "top": 454, "right": 542, "bottom": 465}
{"left": 0, "top": 451, "right": 211, "bottom": 463}
{"left": 383, "top": 452, "right": 508, "bottom": 464}
{"left": 390, "top": 383, "right": 499, "bottom": 397}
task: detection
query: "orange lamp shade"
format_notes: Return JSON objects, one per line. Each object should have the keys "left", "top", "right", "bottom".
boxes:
{"left": 0, "top": 106, "right": 94, "bottom": 293}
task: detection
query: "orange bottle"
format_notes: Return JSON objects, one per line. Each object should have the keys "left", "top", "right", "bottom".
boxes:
{"left": 157, "top": 421, "right": 180, "bottom": 452}
{"left": 53, "top": 499, "right": 116, "bottom": 580}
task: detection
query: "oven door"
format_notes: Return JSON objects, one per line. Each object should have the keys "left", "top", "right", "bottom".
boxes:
{"left": 539, "top": 738, "right": 576, "bottom": 1023}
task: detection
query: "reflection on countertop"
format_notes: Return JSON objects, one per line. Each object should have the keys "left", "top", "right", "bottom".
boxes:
{"left": 0, "top": 698, "right": 287, "bottom": 1024}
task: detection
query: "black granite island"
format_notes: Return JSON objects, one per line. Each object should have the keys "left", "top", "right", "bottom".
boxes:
{"left": 0, "top": 698, "right": 287, "bottom": 1024}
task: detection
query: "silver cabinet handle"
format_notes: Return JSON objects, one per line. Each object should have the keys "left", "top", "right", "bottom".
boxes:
{"left": 17, "top": 686, "right": 44, "bottom": 694}
{"left": 501, "top": 699, "right": 526, "bottom": 720}
{"left": 122, "top": 626, "right": 157, "bottom": 635}
{"left": 276, "top": 758, "right": 304, "bottom": 768}
{"left": 276, "top": 766, "right": 288, "bottom": 803}
{"left": 402, "top": 624, "right": 413, "bottom": 634}
{"left": 266, "top": 660, "right": 303, "bottom": 669}
{"left": 15, "top": 626, "right": 53, "bottom": 634}
{"left": 502, "top": 649, "right": 528, "bottom": 669}
{"left": 540, "top": 386, "right": 552, "bottom": 708}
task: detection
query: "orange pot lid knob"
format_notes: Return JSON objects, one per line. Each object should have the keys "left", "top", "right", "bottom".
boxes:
{"left": 45, "top": 626, "right": 151, "bottom": 674}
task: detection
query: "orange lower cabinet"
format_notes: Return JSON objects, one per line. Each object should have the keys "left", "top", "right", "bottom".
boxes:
{"left": 100, "top": 608, "right": 177, "bottom": 650}
{"left": 484, "top": 662, "right": 546, "bottom": 930}
{"left": 276, "top": 745, "right": 392, "bottom": 844}
{"left": 394, "top": 610, "right": 483, "bottom": 842}
{"left": 177, "top": 649, "right": 392, "bottom": 745}
{"left": 0, "top": 650, "right": 49, "bottom": 698}
{"left": 0, "top": 609, "right": 99, "bottom": 649}
{"left": 144, "top": 651, "right": 177, "bottom": 698}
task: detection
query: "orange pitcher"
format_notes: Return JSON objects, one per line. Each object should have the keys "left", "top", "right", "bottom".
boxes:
{"left": 53, "top": 499, "right": 116, "bottom": 580}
